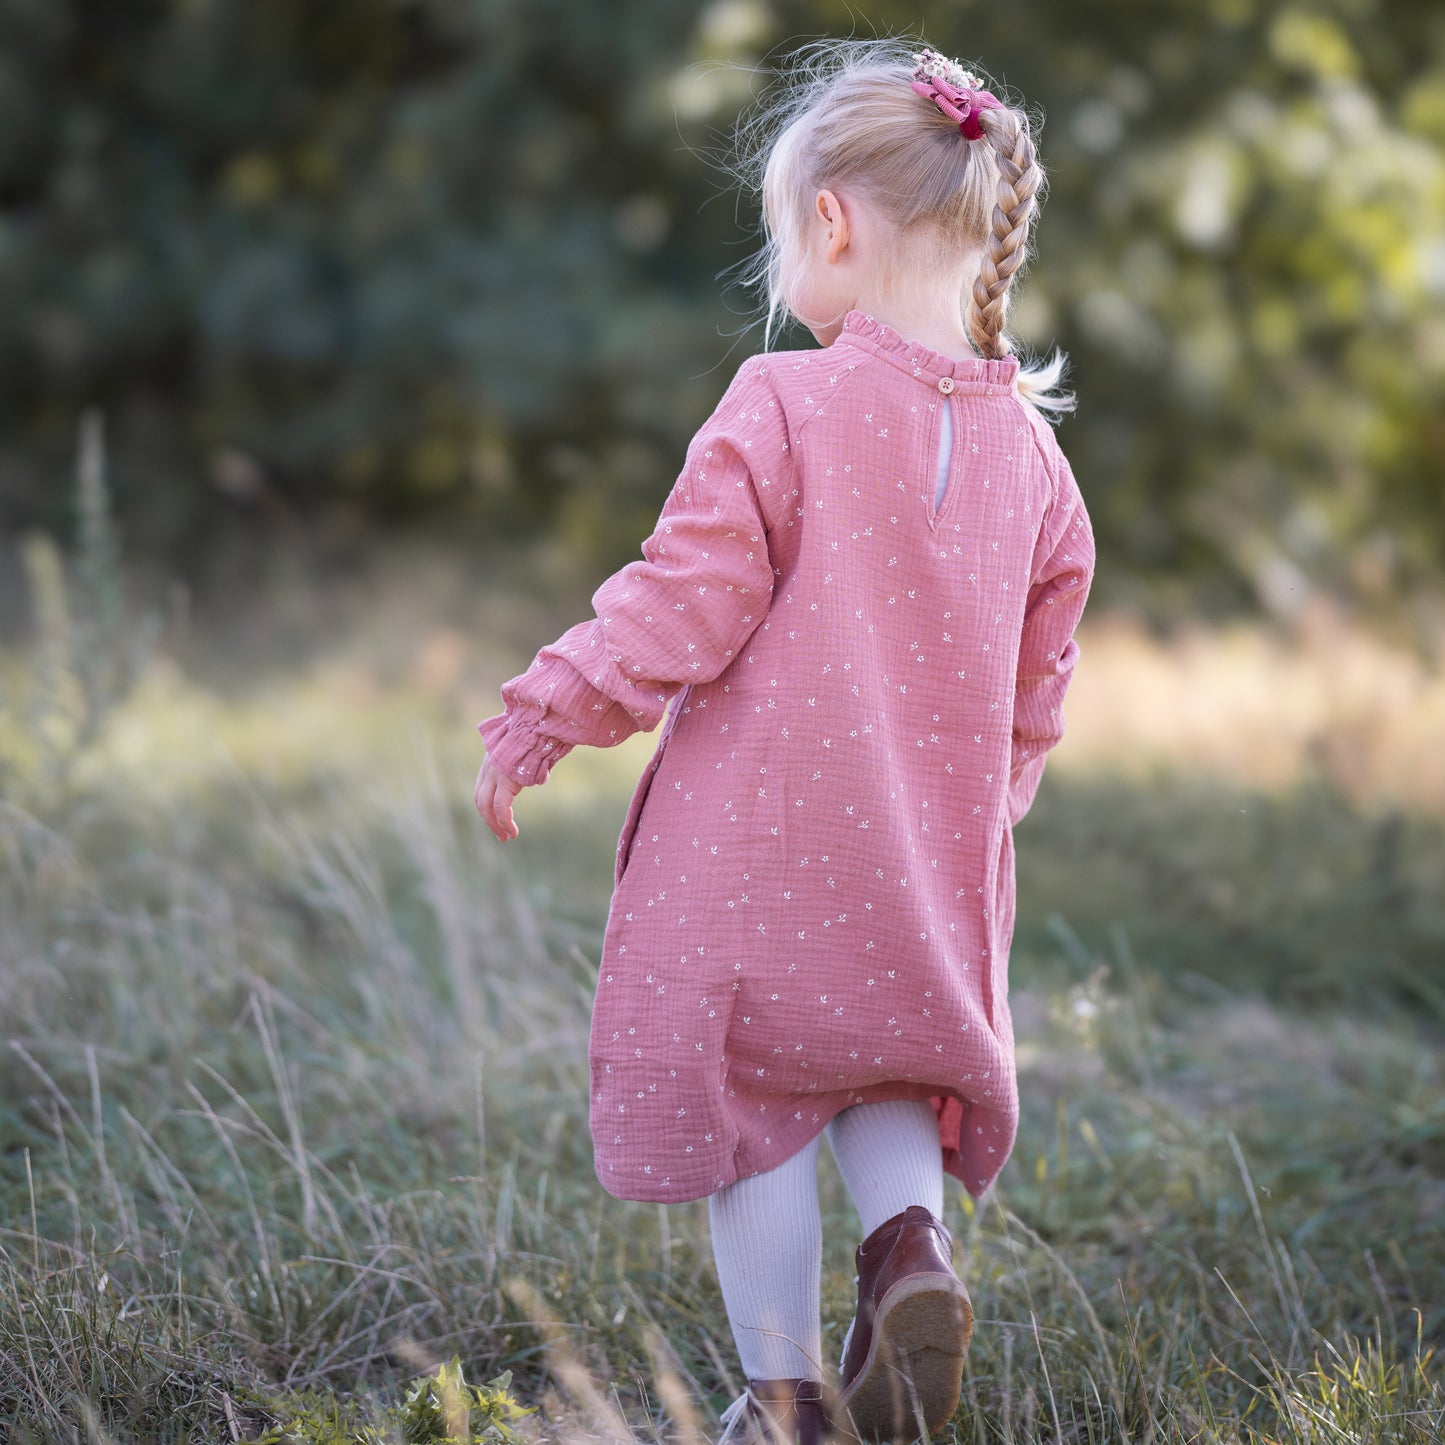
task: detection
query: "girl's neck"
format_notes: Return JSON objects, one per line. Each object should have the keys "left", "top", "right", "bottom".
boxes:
{"left": 848, "top": 277, "right": 978, "bottom": 362}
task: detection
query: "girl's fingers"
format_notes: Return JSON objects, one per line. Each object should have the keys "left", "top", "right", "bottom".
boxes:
{"left": 492, "top": 776, "right": 519, "bottom": 840}
{"left": 475, "top": 763, "right": 521, "bottom": 842}
{"left": 475, "top": 765, "right": 499, "bottom": 837}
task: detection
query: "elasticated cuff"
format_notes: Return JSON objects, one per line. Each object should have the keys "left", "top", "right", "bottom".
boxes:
{"left": 478, "top": 706, "right": 574, "bottom": 786}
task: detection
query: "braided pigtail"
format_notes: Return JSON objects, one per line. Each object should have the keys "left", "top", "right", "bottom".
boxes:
{"left": 968, "top": 106, "right": 1072, "bottom": 414}
{"left": 967, "top": 107, "right": 1039, "bottom": 361}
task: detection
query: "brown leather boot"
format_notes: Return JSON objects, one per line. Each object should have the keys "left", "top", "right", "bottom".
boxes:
{"left": 836, "top": 1206, "right": 973, "bottom": 1441}
{"left": 719, "top": 1378, "right": 833, "bottom": 1445}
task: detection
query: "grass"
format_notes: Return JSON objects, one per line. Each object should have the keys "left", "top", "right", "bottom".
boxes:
{"left": 1, "top": 485, "right": 1443, "bottom": 1440}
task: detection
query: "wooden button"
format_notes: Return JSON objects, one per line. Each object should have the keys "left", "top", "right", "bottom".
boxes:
{"left": 938, "top": 376, "right": 955, "bottom": 394}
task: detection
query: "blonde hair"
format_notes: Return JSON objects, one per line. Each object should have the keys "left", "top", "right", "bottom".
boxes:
{"left": 733, "top": 37, "right": 1073, "bottom": 417}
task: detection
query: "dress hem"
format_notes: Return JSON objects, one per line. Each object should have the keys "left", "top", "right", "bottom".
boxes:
{"left": 592, "top": 1081, "right": 1012, "bottom": 1204}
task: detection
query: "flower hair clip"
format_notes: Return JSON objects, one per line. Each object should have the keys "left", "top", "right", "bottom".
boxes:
{"left": 911, "top": 47, "right": 1004, "bottom": 140}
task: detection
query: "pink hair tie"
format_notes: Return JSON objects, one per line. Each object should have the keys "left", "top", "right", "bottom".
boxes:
{"left": 911, "top": 49, "right": 1004, "bottom": 140}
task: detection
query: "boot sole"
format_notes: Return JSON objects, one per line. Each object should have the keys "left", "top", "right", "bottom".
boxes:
{"left": 837, "top": 1273, "right": 973, "bottom": 1441}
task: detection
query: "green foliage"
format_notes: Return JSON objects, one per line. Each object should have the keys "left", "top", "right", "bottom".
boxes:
{"left": 397, "top": 1362, "right": 532, "bottom": 1445}
{"left": 0, "top": 0, "right": 1442, "bottom": 619}
{"left": 0, "top": 0, "right": 710, "bottom": 561}
{"left": 243, "top": 1361, "right": 531, "bottom": 1445}
{"left": 1260, "top": 1334, "right": 1442, "bottom": 1444}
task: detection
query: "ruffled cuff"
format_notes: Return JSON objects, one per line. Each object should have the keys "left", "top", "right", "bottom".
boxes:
{"left": 478, "top": 705, "right": 574, "bottom": 786}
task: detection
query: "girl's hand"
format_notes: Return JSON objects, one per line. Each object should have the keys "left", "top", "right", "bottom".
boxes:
{"left": 474, "top": 761, "right": 522, "bottom": 842}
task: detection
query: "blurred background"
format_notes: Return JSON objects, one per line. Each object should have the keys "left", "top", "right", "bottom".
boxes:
{"left": 3, "top": 1, "right": 1445, "bottom": 1437}
{"left": 1, "top": 0, "right": 1443, "bottom": 638}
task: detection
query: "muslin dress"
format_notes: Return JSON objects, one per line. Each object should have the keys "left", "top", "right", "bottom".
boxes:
{"left": 480, "top": 311, "right": 1094, "bottom": 1204}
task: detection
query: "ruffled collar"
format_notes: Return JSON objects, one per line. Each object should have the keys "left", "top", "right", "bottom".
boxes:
{"left": 835, "top": 310, "right": 1019, "bottom": 392}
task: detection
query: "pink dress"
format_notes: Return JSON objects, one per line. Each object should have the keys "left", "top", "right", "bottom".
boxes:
{"left": 480, "top": 312, "right": 1094, "bottom": 1203}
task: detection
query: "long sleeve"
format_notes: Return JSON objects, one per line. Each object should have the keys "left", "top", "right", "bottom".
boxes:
{"left": 480, "top": 360, "right": 788, "bottom": 786}
{"left": 1008, "top": 430, "right": 1094, "bottom": 827}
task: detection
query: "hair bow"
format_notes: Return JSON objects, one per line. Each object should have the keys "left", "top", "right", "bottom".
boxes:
{"left": 911, "top": 49, "right": 1004, "bottom": 140}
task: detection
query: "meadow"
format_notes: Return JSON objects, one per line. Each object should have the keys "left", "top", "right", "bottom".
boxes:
{"left": 2, "top": 528, "right": 1443, "bottom": 1443}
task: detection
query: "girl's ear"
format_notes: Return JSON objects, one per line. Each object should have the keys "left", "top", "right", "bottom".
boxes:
{"left": 816, "top": 188, "right": 851, "bottom": 264}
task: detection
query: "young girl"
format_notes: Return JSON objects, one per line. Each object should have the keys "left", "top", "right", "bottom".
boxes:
{"left": 475, "top": 38, "right": 1094, "bottom": 1444}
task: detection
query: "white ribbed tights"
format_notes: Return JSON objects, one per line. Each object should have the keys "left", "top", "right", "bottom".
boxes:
{"left": 706, "top": 1098, "right": 945, "bottom": 1382}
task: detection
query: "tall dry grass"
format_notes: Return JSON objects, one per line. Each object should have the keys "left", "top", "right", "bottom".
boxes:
{"left": 0, "top": 436, "right": 1442, "bottom": 1440}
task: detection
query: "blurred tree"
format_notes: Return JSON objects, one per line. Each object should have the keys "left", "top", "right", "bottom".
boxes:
{"left": 0, "top": 0, "right": 727, "bottom": 567}
{"left": 0, "top": 0, "right": 1442, "bottom": 626}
